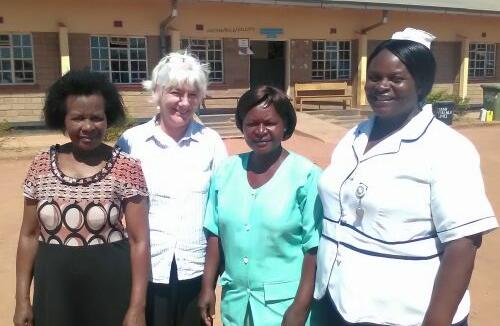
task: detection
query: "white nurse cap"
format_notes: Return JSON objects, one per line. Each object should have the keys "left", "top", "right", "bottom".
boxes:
{"left": 391, "top": 28, "right": 436, "bottom": 49}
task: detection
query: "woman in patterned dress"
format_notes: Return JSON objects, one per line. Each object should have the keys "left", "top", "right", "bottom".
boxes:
{"left": 13, "top": 70, "right": 150, "bottom": 326}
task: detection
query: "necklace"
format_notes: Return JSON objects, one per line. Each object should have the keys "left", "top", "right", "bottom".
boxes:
{"left": 355, "top": 183, "right": 368, "bottom": 218}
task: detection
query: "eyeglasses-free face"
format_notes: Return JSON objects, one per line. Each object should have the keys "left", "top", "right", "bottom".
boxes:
{"left": 242, "top": 104, "right": 286, "bottom": 156}
{"left": 158, "top": 86, "right": 201, "bottom": 132}
{"left": 64, "top": 94, "right": 107, "bottom": 152}
{"left": 365, "top": 49, "right": 419, "bottom": 120}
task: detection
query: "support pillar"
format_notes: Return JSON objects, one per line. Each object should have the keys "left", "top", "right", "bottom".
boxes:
{"left": 356, "top": 33, "right": 368, "bottom": 107}
{"left": 459, "top": 37, "right": 470, "bottom": 99}
{"left": 169, "top": 29, "right": 181, "bottom": 51}
{"left": 58, "top": 25, "right": 70, "bottom": 75}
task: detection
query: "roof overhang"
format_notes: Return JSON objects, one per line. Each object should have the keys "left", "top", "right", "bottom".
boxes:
{"left": 199, "top": 0, "right": 500, "bottom": 16}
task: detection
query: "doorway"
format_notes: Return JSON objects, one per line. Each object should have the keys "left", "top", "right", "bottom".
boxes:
{"left": 250, "top": 41, "right": 285, "bottom": 90}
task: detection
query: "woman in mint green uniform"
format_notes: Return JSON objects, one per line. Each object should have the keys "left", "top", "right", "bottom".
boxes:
{"left": 198, "top": 86, "right": 322, "bottom": 326}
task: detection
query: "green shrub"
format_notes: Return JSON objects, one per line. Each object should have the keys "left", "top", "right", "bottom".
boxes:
{"left": 104, "top": 113, "right": 135, "bottom": 142}
{"left": 426, "top": 90, "right": 470, "bottom": 116}
{"left": 0, "top": 119, "right": 13, "bottom": 137}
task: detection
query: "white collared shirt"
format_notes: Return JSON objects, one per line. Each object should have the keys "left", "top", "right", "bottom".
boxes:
{"left": 117, "top": 117, "right": 227, "bottom": 283}
{"left": 315, "top": 105, "right": 497, "bottom": 325}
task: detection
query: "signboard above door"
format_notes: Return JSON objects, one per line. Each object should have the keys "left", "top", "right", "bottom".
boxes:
{"left": 259, "top": 28, "right": 284, "bottom": 39}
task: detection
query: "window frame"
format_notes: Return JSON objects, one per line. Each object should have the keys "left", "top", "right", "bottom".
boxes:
{"left": 0, "top": 33, "right": 35, "bottom": 85}
{"left": 468, "top": 42, "right": 496, "bottom": 79}
{"left": 311, "top": 40, "right": 352, "bottom": 81}
{"left": 89, "top": 35, "right": 148, "bottom": 84}
{"left": 180, "top": 38, "right": 224, "bottom": 83}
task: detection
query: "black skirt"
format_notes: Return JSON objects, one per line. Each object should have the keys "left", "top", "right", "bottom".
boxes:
{"left": 33, "top": 239, "right": 132, "bottom": 326}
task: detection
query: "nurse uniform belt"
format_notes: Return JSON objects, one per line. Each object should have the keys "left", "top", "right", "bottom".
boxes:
{"left": 355, "top": 182, "right": 368, "bottom": 218}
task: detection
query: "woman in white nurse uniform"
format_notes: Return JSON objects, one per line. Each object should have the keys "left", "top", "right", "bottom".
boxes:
{"left": 314, "top": 28, "right": 498, "bottom": 326}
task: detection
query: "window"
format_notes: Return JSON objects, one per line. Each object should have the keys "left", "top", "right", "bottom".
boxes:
{"left": 181, "top": 39, "right": 223, "bottom": 83}
{"left": 0, "top": 33, "right": 34, "bottom": 84}
{"left": 90, "top": 36, "right": 148, "bottom": 83}
{"left": 469, "top": 43, "right": 496, "bottom": 78}
{"left": 312, "top": 40, "right": 351, "bottom": 80}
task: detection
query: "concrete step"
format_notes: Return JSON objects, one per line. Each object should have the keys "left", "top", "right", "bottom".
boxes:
{"left": 199, "top": 114, "right": 242, "bottom": 139}
{"left": 330, "top": 115, "right": 368, "bottom": 121}
{"left": 199, "top": 113, "right": 236, "bottom": 124}
{"left": 202, "top": 120, "right": 237, "bottom": 128}
{"left": 313, "top": 114, "right": 366, "bottom": 122}
{"left": 305, "top": 109, "right": 371, "bottom": 117}
{"left": 304, "top": 109, "right": 368, "bottom": 129}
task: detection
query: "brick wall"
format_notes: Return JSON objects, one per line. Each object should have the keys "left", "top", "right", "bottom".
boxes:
{"left": 0, "top": 34, "right": 161, "bottom": 124}
{"left": 467, "top": 84, "right": 485, "bottom": 104}
{"left": 290, "top": 39, "right": 312, "bottom": 85}
{"left": 220, "top": 38, "right": 249, "bottom": 89}
{"left": 430, "top": 41, "right": 461, "bottom": 100}
{"left": 69, "top": 33, "right": 91, "bottom": 71}
{"left": 68, "top": 34, "right": 158, "bottom": 120}
{"left": 432, "top": 41, "right": 460, "bottom": 84}
{"left": 147, "top": 35, "right": 160, "bottom": 76}
{"left": 289, "top": 39, "right": 355, "bottom": 103}
{"left": 0, "top": 93, "right": 45, "bottom": 124}
{"left": 0, "top": 32, "right": 60, "bottom": 124}
{"left": 33, "top": 32, "right": 61, "bottom": 90}
{"left": 432, "top": 83, "right": 455, "bottom": 94}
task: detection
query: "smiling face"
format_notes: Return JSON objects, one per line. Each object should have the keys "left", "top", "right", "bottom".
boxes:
{"left": 158, "top": 86, "right": 200, "bottom": 133}
{"left": 64, "top": 94, "right": 107, "bottom": 152}
{"left": 242, "top": 104, "right": 286, "bottom": 155}
{"left": 365, "top": 49, "right": 419, "bottom": 120}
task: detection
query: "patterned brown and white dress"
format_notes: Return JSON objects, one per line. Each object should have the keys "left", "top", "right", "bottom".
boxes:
{"left": 23, "top": 145, "right": 148, "bottom": 326}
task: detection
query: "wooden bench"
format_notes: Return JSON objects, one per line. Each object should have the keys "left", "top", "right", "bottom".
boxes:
{"left": 201, "top": 90, "right": 243, "bottom": 110}
{"left": 294, "top": 82, "right": 352, "bottom": 112}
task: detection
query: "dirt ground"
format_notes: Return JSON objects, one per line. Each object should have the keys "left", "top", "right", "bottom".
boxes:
{"left": 0, "top": 127, "right": 498, "bottom": 324}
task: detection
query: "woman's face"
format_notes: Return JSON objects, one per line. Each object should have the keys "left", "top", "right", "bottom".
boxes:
{"left": 158, "top": 86, "right": 200, "bottom": 130}
{"left": 242, "top": 104, "right": 286, "bottom": 156}
{"left": 365, "top": 49, "right": 419, "bottom": 120}
{"left": 64, "top": 94, "right": 107, "bottom": 152}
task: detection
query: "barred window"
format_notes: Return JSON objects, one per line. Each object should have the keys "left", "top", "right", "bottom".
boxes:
{"left": 469, "top": 43, "right": 496, "bottom": 78}
{"left": 312, "top": 40, "right": 351, "bottom": 81}
{"left": 181, "top": 39, "right": 223, "bottom": 83}
{"left": 0, "top": 33, "right": 34, "bottom": 84}
{"left": 90, "top": 36, "right": 148, "bottom": 83}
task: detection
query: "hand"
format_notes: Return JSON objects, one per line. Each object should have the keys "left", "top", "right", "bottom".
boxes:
{"left": 198, "top": 287, "right": 216, "bottom": 326}
{"left": 122, "top": 306, "right": 146, "bottom": 326}
{"left": 281, "top": 302, "right": 309, "bottom": 326}
{"left": 13, "top": 300, "right": 33, "bottom": 326}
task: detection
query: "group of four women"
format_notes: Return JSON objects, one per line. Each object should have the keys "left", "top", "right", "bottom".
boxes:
{"left": 14, "top": 28, "right": 497, "bottom": 326}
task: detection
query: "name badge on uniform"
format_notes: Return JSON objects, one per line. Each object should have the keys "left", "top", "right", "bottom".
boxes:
{"left": 355, "top": 183, "right": 368, "bottom": 219}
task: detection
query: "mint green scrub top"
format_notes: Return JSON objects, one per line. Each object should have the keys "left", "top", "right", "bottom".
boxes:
{"left": 204, "top": 152, "right": 323, "bottom": 326}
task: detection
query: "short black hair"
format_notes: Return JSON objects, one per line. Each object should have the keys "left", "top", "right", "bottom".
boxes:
{"left": 368, "top": 39, "right": 436, "bottom": 103}
{"left": 43, "top": 70, "right": 125, "bottom": 130}
{"left": 235, "top": 86, "right": 296, "bottom": 140}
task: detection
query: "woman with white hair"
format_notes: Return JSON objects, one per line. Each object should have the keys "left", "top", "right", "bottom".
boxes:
{"left": 117, "top": 52, "right": 227, "bottom": 326}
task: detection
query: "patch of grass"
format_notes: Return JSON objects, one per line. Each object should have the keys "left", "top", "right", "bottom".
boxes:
{"left": 0, "top": 120, "right": 13, "bottom": 137}
{"left": 104, "top": 114, "right": 135, "bottom": 142}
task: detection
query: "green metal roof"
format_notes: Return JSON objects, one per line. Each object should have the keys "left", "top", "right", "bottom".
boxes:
{"left": 211, "top": 0, "right": 500, "bottom": 15}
